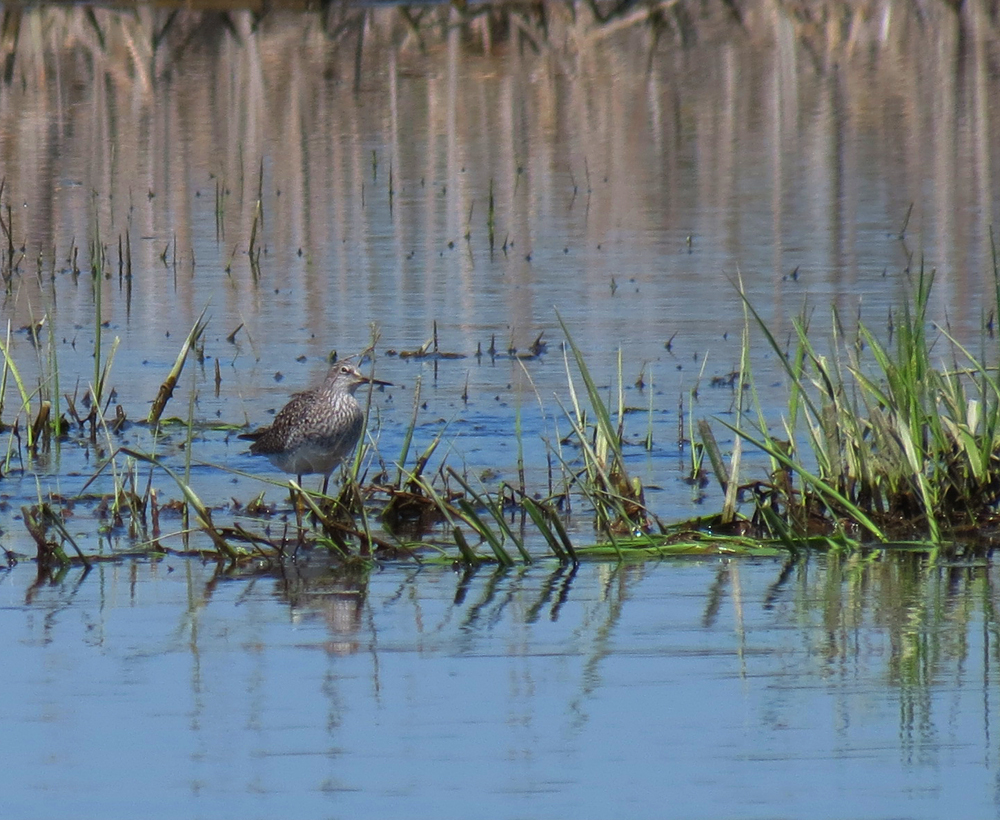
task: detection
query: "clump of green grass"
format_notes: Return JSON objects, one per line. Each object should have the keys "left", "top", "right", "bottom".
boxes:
{"left": 26, "top": 264, "right": 1000, "bottom": 571}
{"left": 704, "top": 266, "right": 1000, "bottom": 548}
{"left": 555, "top": 313, "right": 651, "bottom": 539}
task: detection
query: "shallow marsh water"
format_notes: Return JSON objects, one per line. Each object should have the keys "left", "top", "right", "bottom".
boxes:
{"left": 1, "top": 1, "right": 1000, "bottom": 816}
{"left": 5, "top": 553, "right": 1000, "bottom": 819}
{"left": 0, "top": 2, "right": 997, "bottom": 531}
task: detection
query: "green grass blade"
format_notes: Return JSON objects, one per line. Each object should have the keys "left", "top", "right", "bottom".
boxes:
{"left": 717, "top": 418, "right": 887, "bottom": 542}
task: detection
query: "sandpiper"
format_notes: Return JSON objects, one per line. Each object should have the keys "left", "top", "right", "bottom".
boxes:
{"left": 240, "top": 360, "right": 389, "bottom": 494}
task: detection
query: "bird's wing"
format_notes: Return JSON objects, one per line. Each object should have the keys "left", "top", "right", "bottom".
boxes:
{"left": 246, "top": 390, "right": 321, "bottom": 454}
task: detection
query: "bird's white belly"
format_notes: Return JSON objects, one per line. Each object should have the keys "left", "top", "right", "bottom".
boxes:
{"left": 266, "top": 442, "right": 348, "bottom": 476}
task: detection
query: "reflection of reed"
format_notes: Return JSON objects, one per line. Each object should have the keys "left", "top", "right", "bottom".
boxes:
{"left": 0, "top": 1, "right": 995, "bottom": 349}
{"left": 18, "top": 547, "right": 998, "bottom": 762}
{"left": 775, "top": 551, "right": 994, "bottom": 693}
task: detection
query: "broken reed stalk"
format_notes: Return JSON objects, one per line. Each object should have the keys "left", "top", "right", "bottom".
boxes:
{"left": 0, "top": 177, "right": 14, "bottom": 277}
{"left": 0, "top": 321, "right": 40, "bottom": 452}
{"left": 22, "top": 500, "right": 90, "bottom": 568}
{"left": 94, "top": 337, "right": 120, "bottom": 418}
{"left": 45, "top": 316, "right": 63, "bottom": 448}
{"left": 93, "top": 240, "right": 102, "bottom": 404}
{"left": 122, "top": 447, "right": 238, "bottom": 559}
{"left": 487, "top": 178, "right": 495, "bottom": 256}
{"left": 393, "top": 375, "right": 422, "bottom": 488}
{"left": 147, "top": 307, "right": 210, "bottom": 424}
{"left": 215, "top": 176, "right": 225, "bottom": 240}
{"left": 515, "top": 395, "right": 527, "bottom": 498}
{"left": 22, "top": 504, "right": 70, "bottom": 567}
{"left": 248, "top": 199, "right": 262, "bottom": 277}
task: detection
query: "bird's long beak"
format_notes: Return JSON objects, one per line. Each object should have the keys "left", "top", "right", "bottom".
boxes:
{"left": 366, "top": 374, "right": 393, "bottom": 387}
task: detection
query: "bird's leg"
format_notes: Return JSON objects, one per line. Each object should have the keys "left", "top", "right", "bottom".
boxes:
{"left": 308, "top": 476, "right": 328, "bottom": 527}
{"left": 287, "top": 476, "right": 304, "bottom": 506}
{"left": 292, "top": 475, "right": 306, "bottom": 535}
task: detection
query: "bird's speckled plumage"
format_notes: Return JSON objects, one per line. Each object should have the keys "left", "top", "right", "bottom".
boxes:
{"left": 241, "top": 361, "right": 372, "bottom": 481}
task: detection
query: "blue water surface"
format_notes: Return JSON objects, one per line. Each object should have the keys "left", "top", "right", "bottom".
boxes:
{"left": 3, "top": 556, "right": 996, "bottom": 820}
